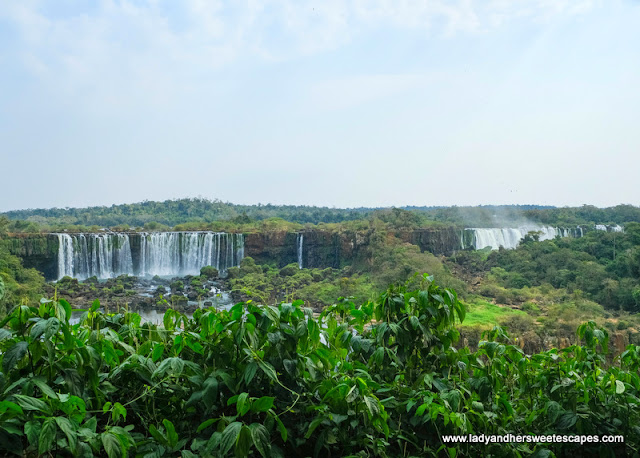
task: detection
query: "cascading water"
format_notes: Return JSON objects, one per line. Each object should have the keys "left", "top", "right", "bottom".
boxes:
{"left": 595, "top": 224, "right": 624, "bottom": 232}
{"left": 55, "top": 232, "right": 244, "bottom": 280}
{"left": 57, "top": 234, "right": 74, "bottom": 278}
{"left": 297, "top": 233, "right": 304, "bottom": 269}
{"left": 465, "top": 226, "right": 582, "bottom": 250}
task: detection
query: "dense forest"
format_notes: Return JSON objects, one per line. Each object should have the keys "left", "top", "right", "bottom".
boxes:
{"left": 4, "top": 199, "right": 640, "bottom": 232}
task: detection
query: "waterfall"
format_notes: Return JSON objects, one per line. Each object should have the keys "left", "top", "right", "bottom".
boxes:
{"left": 57, "top": 234, "right": 74, "bottom": 279}
{"left": 54, "top": 232, "right": 245, "bottom": 280}
{"left": 297, "top": 233, "right": 304, "bottom": 269}
{"left": 236, "top": 234, "right": 244, "bottom": 265}
{"left": 466, "top": 226, "right": 581, "bottom": 251}
{"left": 595, "top": 224, "right": 624, "bottom": 233}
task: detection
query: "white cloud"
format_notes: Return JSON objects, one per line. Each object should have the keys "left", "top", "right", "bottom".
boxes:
{"left": 1, "top": 0, "right": 601, "bottom": 81}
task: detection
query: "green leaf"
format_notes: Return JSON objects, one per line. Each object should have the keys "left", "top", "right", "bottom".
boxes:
{"left": 24, "top": 420, "right": 40, "bottom": 446}
{"left": 220, "top": 422, "right": 242, "bottom": 455}
{"left": 346, "top": 385, "right": 359, "bottom": 403}
{"left": 556, "top": 412, "right": 578, "bottom": 429}
{"left": 90, "top": 299, "right": 100, "bottom": 312}
{"left": 101, "top": 432, "right": 122, "bottom": 458}
{"left": 274, "top": 415, "right": 288, "bottom": 442}
{"left": 112, "top": 402, "right": 127, "bottom": 422}
{"left": 32, "top": 378, "right": 58, "bottom": 400}
{"left": 616, "top": 380, "right": 625, "bottom": 394}
{"left": 163, "top": 419, "right": 178, "bottom": 448}
{"left": 0, "top": 328, "right": 12, "bottom": 341}
{"left": 257, "top": 360, "right": 278, "bottom": 382}
{"left": 197, "top": 419, "right": 217, "bottom": 433}
{"left": 364, "top": 396, "right": 380, "bottom": 416}
{"left": 13, "top": 395, "right": 50, "bottom": 413}
{"left": 2, "top": 341, "right": 28, "bottom": 372}
{"left": 55, "top": 416, "right": 78, "bottom": 452}
{"left": 38, "top": 418, "right": 56, "bottom": 455}
{"left": 250, "top": 423, "right": 270, "bottom": 457}
{"left": 152, "top": 343, "right": 164, "bottom": 362}
{"left": 237, "top": 392, "right": 250, "bottom": 416}
{"left": 471, "top": 401, "right": 484, "bottom": 412}
{"left": 149, "top": 424, "right": 168, "bottom": 446}
{"left": 235, "top": 425, "right": 252, "bottom": 457}
{"left": 0, "top": 401, "right": 23, "bottom": 415}
{"left": 59, "top": 299, "right": 72, "bottom": 322}
{"left": 305, "top": 417, "right": 323, "bottom": 439}
{"left": 45, "top": 318, "right": 61, "bottom": 339}
{"left": 244, "top": 362, "right": 258, "bottom": 385}
{"left": 251, "top": 396, "right": 275, "bottom": 413}
{"left": 30, "top": 319, "right": 48, "bottom": 340}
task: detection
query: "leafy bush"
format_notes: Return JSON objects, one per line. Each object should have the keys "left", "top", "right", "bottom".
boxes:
{"left": 0, "top": 277, "right": 637, "bottom": 456}
{"left": 199, "top": 266, "right": 218, "bottom": 280}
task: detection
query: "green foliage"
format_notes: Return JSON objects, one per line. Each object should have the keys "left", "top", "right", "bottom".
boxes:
{"left": 0, "top": 244, "right": 44, "bottom": 318}
{"left": 199, "top": 265, "right": 218, "bottom": 279}
{"left": 478, "top": 231, "right": 640, "bottom": 311}
{"left": 0, "top": 277, "right": 637, "bottom": 457}
{"left": 230, "top": 263, "right": 376, "bottom": 308}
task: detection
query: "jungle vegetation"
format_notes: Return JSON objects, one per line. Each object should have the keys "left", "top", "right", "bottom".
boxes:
{"left": 3, "top": 200, "right": 640, "bottom": 233}
{"left": 0, "top": 277, "right": 638, "bottom": 457}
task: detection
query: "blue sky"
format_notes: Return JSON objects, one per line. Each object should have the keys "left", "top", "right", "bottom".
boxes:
{"left": 1, "top": 0, "right": 638, "bottom": 211}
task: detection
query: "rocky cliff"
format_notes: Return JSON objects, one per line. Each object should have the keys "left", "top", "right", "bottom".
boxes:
{"left": 1, "top": 234, "right": 59, "bottom": 279}
{"left": 4, "top": 227, "right": 464, "bottom": 280}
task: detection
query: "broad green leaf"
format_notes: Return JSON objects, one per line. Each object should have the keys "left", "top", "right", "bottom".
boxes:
{"left": 101, "top": 432, "right": 122, "bottom": 458}
{"left": 0, "top": 400, "right": 23, "bottom": 416}
{"left": 112, "top": 402, "right": 127, "bottom": 422}
{"left": 0, "top": 328, "right": 12, "bottom": 341}
{"left": 257, "top": 360, "right": 278, "bottom": 382}
{"left": 244, "top": 362, "right": 258, "bottom": 385}
{"left": 251, "top": 396, "right": 275, "bottom": 413}
{"left": 235, "top": 425, "right": 252, "bottom": 457}
{"left": 616, "top": 380, "right": 625, "bottom": 394}
{"left": 149, "top": 425, "right": 168, "bottom": 446}
{"left": 237, "top": 392, "right": 250, "bottom": 416}
{"left": 163, "top": 419, "right": 179, "bottom": 448}
{"left": 220, "top": 422, "right": 242, "bottom": 455}
{"left": 90, "top": 299, "right": 100, "bottom": 312}
{"left": 364, "top": 396, "right": 380, "bottom": 416}
{"left": 24, "top": 420, "right": 40, "bottom": 446}
{"left": 13, "top": 395, "right": 50, "bottom": 413}
{"left": 38, "top": 418, "right": 56, "bottom": 455}
{"left": 55, "top": 416, "right": 78, "bottom": 452}
{"left": 58, "top": 299, "right": 72, "bottom": 322}
{"left": 250, "top": 423, "right": 270, "bottom": 458}
{"left": 33, "top": 378, "right": 58, "bottom": 400}
{"left": 2, "top": 341, "right": 28, "bottom": 372}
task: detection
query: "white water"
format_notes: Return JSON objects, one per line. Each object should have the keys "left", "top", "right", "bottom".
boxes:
{"left": 57, "top": 234, "right": 74, "bottom": 278}
{"left": 595, "top": 224, "right": 623, "bottom": 232}
{"left": 55, "top": 232, "right": 244, "bottom": 280}
{"left": 466, "top": 226, "right": 580, "bottom": 250}
{"left": 297, "top": 233, "right": 304, "bottom": 269}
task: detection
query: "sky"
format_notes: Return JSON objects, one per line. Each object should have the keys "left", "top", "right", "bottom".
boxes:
{"left": 1, "top": 0, "right": 639, "bottom": 211}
